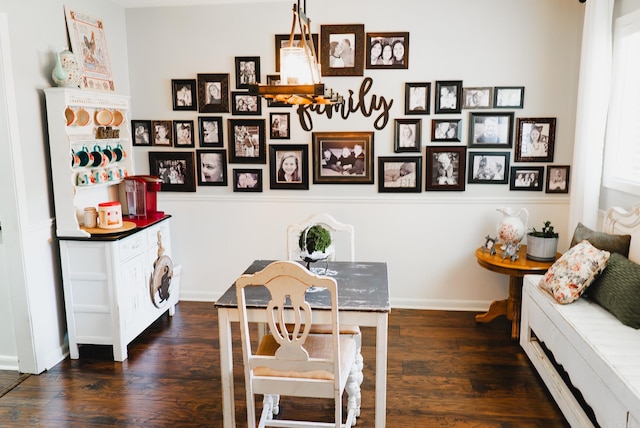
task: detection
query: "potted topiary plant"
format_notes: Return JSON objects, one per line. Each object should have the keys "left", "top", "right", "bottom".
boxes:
{"left": 298, "top": 224, "right": 334, "bottom": 269}
{"left": 526, "top": 220, "right": 559, "bottom": 261}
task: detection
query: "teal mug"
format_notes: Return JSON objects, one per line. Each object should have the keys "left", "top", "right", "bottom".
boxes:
{"left": 75, "top": 146, "right": 93, "bottom": 168}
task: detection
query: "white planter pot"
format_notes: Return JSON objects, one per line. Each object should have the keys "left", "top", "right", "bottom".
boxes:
{"left": 526, "top": 234, "right": 558, "bottom": 262}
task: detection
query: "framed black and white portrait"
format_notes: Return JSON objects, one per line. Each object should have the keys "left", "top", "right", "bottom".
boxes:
{"left": 171, "top": 79, "right": 197, "bottom": 111}
{"left": 467, "top": 152, "right": 510, "bottom": 184}
{"left": 198, "top": 116, "right": 223, "bottom": 147}
{"left": 435, "top": 80, "right": 462, "bottom": 114}
{"left": 233, "top": 168, "right": 262, "bottom": 192}
{"left": 462, "top": 87, "right": 492, "bottom": 109}
{"left": 394, "top": 118, "right": 421, "bottom": 153}
{"left": 231, "top": 92, "right": 261, "bottom": 116}
{"left": 132, "top": 120, "right": 151, "bottom": 146}
{"left": 494, "top": 86, "right": 525, "bottom": 109}
{"left": 514, "top": 117, "right": 556, "bottom": 162}
{"left": 270, "top": 112, "right": 290, "bottom": 139}
{"left": 366, "top": 32, "right": 409, "bottom": 69}
{"left": 510, "top": 166, "right": 544, "bottom": 191}
{"left": 320, "top": 24, "right": 365, "bottom": 77}
{"left": 173, "top": 120, "right": 194, "bottom": 148}
{"left": 425, "top": 146, "right": 466, "bottom": 191}
{"left": 404, "top": 82, "right": 430, "bottom": 115}
{"left": 228, "top": 119, "right": 266, "bottom": 164}
{"left": 431, "top": 119, "right": 462, "bottom": 142}
{"left": 151, "top": 120, "right": 173, "bottom": 146}
{"left": 149, "top": 151, "right": 196, "bottom": 192}
{"left": 197, "top": 73, "right": 229, "bottom": 113}
{"left": 378, "top": 156, "right": 422, "bottom": 193}
{"left": 235, "top": 56, "right": 260, "bottom": 89}
{"left": 468, "top": 112, "right": 514, "bottom": 148}
{"left": 269, "top": 144, "right": 309, "bottom": 190}
{"left": 546, "top": 165, "right": 570, "bottom": 194}
{"left": 196, "top": 149, "right": 227, "bottom": 186}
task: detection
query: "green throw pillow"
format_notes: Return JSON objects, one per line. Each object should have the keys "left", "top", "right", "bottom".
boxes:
{"left": 570, "top": 222, "right": 631, "bottom": 257}
{"left": 587, "top": 252, "right": 640, "bottom": 329}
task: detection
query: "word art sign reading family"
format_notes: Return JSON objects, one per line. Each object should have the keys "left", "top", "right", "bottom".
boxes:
{"left": 294, "top": 77, "right": 394, "bottom": 131}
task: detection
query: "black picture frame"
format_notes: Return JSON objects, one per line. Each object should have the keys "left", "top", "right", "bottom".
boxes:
{"left": 431, "top": 119, "right": 462, "bottom": 142}
{"left": 132, "top": 120, "right": 152, "bottom": 146}
{"left": 546, "top": 165, "right": 570, "bottom": 194}
{"left": 198, "top": 116, "right": 223, "bottom": 147}
{"left": 269, "top": 144, "right": 309, "bottom": 190}
{"left": 366, "top": 32, "right": 409, "bottom": 70}
{"left": 265, "top": 74, "right": 292, "bottom": 108}
{"left": 320, "top": 24, "right": 365, "bottom": 77}
{"left": 378, "top": 156, "right": 422, "bottom": 193}
{"left": 196, "top": 149, "right": 227, "bottom": 186}
{"left": 270, "top": 112, "right": 290, "bottom": 139}
{"left": 494, "top": 86, "right": 525, "bottom": 109}
{"left": 151, "top": 120, "right": 173, "bottom": 146}
{"left": 468, "top": 112, "right": 514, "bottom": 148}
{"left": 404, "top": 82, "right": 430, "bottom": 115}
{"left": 462, "top": 87, "right": 492, "bottom": 109}
{"left": 233, "top": 168, "right": 263, "bottom": 192}
{"left": 171, "top": 79, "right": 197, "bottom": 111}
{"left": 235, "top": 56, "right": 260, "bottom": 89}
{"left": 197, "top": 73, "right": 230, "bottom": 113}
{"left": 467, "top": 151, "right": 510, "bottom": 184}
{"left": 425, "top": 146, "right": 466, "bottom": 191}
{"left": 514, "top": 117, "right": 556, "bottom": 162}
{"left": 394, "top": 118, "right": 421, "bottom": 153}
{"left": 149, "top": 151, "right": 196, "bottom": 192}
{"left": 312, "top": 131, "right": 374, "bottom": 184}
{"left": 509, "top": 166, "right": 544, "bottom": 191}
{"left": 434, "top": 80, "right": 463, "bottom": 114}
{"left": 231, "top": 91, "right": 261, "bottom": 116}
{"left": 228, "top": 119, "right": 266, "bottom": 164}
{"left": 173, "top": 120, "right": 195, "bottom": 148}
{"left": 275, "top": 33, "right": 319, "bottom": 72}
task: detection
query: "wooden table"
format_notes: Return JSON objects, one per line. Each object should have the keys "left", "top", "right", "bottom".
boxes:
{"left": 215, "top": 259, "right": 391, "bottom": 428}
{"left": 475, "top": 245, "right": 557, "bottom": 339}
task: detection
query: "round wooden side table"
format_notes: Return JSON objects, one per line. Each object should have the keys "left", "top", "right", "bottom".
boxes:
{"left": 475, "top": 245, "right": 558, "bottom": 339}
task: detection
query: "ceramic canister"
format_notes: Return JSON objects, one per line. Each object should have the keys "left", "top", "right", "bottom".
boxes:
{"left": 98, "top": 201, "right": 123, "bottom": 229}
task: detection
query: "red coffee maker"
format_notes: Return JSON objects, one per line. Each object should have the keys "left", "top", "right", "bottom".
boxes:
{"left": 121, "top": 175, "right": 164, "bottom": 223}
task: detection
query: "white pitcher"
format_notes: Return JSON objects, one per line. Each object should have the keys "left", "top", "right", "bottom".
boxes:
{"left": 496, "top": 207, "right": 529, "bottom": 244}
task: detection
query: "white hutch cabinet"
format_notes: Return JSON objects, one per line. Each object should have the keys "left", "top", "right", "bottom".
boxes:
{"left": 44, "top": 88, "right": 180, "bottom": 361}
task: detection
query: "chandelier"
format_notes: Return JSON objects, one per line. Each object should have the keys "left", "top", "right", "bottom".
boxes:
{"left": 249, "top": 1, "right": 342, "bottom": 105}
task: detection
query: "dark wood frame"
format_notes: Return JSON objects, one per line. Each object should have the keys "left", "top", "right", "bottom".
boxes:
{"left": 366, "top": 32, "right": 410, "bottom": 70}
{"left": 232, "top": 168, "right": 263, "bottom": 192}
{"left": 231, "top": 91, "right": 262, "bottom": 116}
{"left": 270, "top": 112, "right": 290, "bottom": 140}
{"left": 404, "top": 82, "right": 430, "bottom": 115}
{"left": 265, "top": 74, "right": 292, "bottom": 108}
{"left": 151, "top": 120, "right": 173, "bottom": 146}
{"left": 394, "top": 118, "right": 421, "bottom": 153}
{"left": 434, "top": 80, "right": 463, "bottom": 114}
{"left": 312, "top": 131, "right": 374, "bottom": 184}
{"left": 546, "top": 165, "right": 570, "bottom": 194}
{"left": 494, "top": 86, "right": 525, "bottom": 109}
{"left": 234, "top": 56, "right": 261, "bottom": 89}
{"left": 148, "top": 151, "right": 196, "bottom": 192}
{"left": 509, "top": 166, "right": 544, "bottom": 191}
{"left": 196, "top": 149, "right": 227, "bottom": 187}
{"left": 171, "top": 79, "right": 197, "bottom": 111}
{"left": 377, "top": 156, "right": 422, "bottom": 193}
{"left": 274, "top": 33, "right": 319, "bottom": 72}
{"left": 320, "top": 24, "right": 365, "bottom": 77}
{"left": 514, "top": 117, "right": 556, "bottom": 162}
{"left": 173, "top": 120, "right": 195, "bottom": 148}
{"left": 425, "top": 146, "right": 466, "bottom": 191}
{"left": 132, "top": 120, "right": 152, "bottom": 146}
{"left": 462, "top": 87, "right": 492, "bottom": 109}
{"left": 467, "top": 151, "right": 510, "bottom": 184}
{"left": 269, "top": 144, "right": 309, "bottom": 190}
{"left": 228, "top": 119, "right": 266, "bottom": 164}
{"left": 469, "top": 112, "right": 514, "bottom": 148}
{"left": 431, "top": 119, "right": 462, "bottom": 142}
{"left": 198, "top": 116, "right": 223, "bottom": 147}
{"left": 197, "top": 73, "right": 230, "bottom": 113}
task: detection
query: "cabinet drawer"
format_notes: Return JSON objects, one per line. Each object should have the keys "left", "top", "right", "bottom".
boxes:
{"left": 119, "top": 232, "right": 146, "bottom": 261}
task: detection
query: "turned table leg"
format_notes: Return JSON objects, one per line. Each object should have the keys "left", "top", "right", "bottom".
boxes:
{"left": 507, "top": 276, "right": 523, "bottom": 340}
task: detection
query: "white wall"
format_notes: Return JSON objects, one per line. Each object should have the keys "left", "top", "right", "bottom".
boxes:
{"left": 125, "top": 0, "right": 583, "bottom": 309}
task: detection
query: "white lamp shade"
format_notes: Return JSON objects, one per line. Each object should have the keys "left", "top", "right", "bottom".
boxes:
{"left": 280, "top": 46, "right": 320, "bottom": 85}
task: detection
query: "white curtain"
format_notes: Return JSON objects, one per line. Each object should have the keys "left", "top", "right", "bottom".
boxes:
{"left": 568, "top": 0, "right": 614, "bottom": 231}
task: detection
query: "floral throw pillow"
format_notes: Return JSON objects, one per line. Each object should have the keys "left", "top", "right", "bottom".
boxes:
{"left": 539, "top": 240, "right": 610, "bottom": 304}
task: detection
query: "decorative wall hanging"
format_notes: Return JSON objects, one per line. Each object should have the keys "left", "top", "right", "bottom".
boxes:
{"left": 366, "top": 32, "right": 409, "bottom": 69}
{"left": 132, "top": 120, "right": 152, "bottom": 146}
{"left": 173, "top": 120, "right": 195, "bottom": 148}
{"left": 233, "top": 168, "right": 263, "bottom": 192}
{"left": 462, "top": 87, "right": 492, "bottom": 109}
{"left": 234, "top": 56, "right": 260, "bottom": 89}
{"left": 196, "top": 149, "right": 227, "bottom": 186}
{"left": 231, "top": 92, "right": 261, "bottom": 116}
{"left": 434, "top": 80, "right": 463, "bottom": 114}
{"left": 149, "top": 151, "right": 196, "bottom": 192}
{"left": 151, "top": 120, "right": 173, "bottom": 146}
{"left": 320, "top": 24, "right": 365, "bottom": 77}
{"left": 228, "top": 119, "right": 266, "bottom": 164}
{"left": 425, "top": 146, "right": 466, "bottom": 191}
{"left": 509, "top": 166, "right": 544, "bottom": 191}
{"left": 431, "top": 119, "right": 462, "bottom": 142}
{"left": 494, "top": 86, "right": 525, "bottom": 108}
{"left": 468, "top": 112, "right": 514, "bottom": 148}
{"left": 394, "top": 118, "right": 421, "bottom": 153}
{"left": 405, "top": 82, "right": 430, "bottom": 115}
{"left": 197, "top": 73, "right": 230, "bottom": 113}
{"left": 312, "top": 131, "right": 374, "bottom": 184}
{"left": 546, "top": 165, "right": 570, "bottom": 194}
{"left": 269, "top": 144, "right": 309, "bottom": 190}
{"left": 270, "top": 113, "right": 290, "bottom": 139}
{"left": 514, "top": 117, "right": 556, "bottom": 162}
{"left": 378, "top": 156, "right": 422, "bottom": 193}
{"left": 172, "top": 79, "right": 197, "bottom": 111}
{"left": 198, "top": 116, "right": 223, "bottom": 147}
{"left": 467, "top": 152, "right": 510, "bottom": 184}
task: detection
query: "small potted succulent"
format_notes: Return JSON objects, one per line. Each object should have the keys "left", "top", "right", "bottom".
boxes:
{"left": 298, "top": 224, "right": 334, "bottom": 269}
{"left": 526, "top": 220, "right": 559, "bottom": 262}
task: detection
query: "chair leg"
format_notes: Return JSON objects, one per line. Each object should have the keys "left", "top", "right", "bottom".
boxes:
{"left": 346, "top": 364, "right": 360, "bottom": 426}
{"left": 353, "top": 334, "right": 363, "bottom": 417}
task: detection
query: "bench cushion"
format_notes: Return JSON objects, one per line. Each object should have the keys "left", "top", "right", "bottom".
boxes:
{"left": 570, "top": 222, "right": 631, "bottom": 257}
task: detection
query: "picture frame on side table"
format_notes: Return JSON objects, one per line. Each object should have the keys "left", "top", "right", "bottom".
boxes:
{"left": 378, "top": 156, "right": 422, "bottom": 193}
{"left": 198, "top": 116, "right": 223, "bottom": 147}
{"left": 546, "top": 165, "right": 570, "bottom": 194}
{"left": 197, "top": 73, "right": 230, "bottom": 113}
{"left": 425, "top": 146, "right": 466, "bottom": 191}
{"left": 366, "top": 32, "right": 410, "bottom": 69}
{"left": 514, "top": 117, "right": 556, "bottom": 162}
{"left": 171, "top": 79, "right": 197, "bottom": 111}
{"left": 173, "top": 120, "right": 195, "bottom": 148}
{"left": 394, "top": 118, "right": 421, "bottom": 153}
{"left": 312, "top": 131, "right": 374, "bottom": 184}
{"left": 235, "top": 56, "right": 260, "bottom": 89}
{"left": 269, "top": 144, "right": 309, "bottom": 190}
{"left": 320, "top": 24, "right": 365, "bottom": 77}
{"left": 509, "top": 166, "right": 544, "bottom": 191}
{"left": 132, "top": 120, "right": 152, "bottom": 146}
{"left": 434, "top": 80, "right": 463, "bottom": 114}
{"left": 228, "top": 119, "right": 266, "bottom": 164}
{"left": 467, "top": 151, "right": 510, "bottom": 184}
{"left": 196, "top": 149, "right": 227, "bottom": 186}
{"left": 494, "top": 86, "right": 525, "bottom": 109}
{"left": 404, "top": 82, "right": 430, "bottom": 115}
{"left": 149, "top": 151, "right": 196, "bottom": 192}
{"left": 468, "top": 112, "right": 514, "bottom": 148}
{"left": 233, "top": 168, "right": 263, "bottom": 192}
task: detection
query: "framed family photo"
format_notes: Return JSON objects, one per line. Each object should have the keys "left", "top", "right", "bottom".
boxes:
{"left": 132, "top": 120, "right": 152, "bottom": 146}
{"left": 228, "top": 119, "right": 266, "bottom": 164}
{"left": 320, "top": 24, "right": 365, "bottom": 77}
{"left": 172, "top": 79, "right": 197, "bottom": 111}
{"left": 546, "top": 165, "right": 570, "bottom": 194}
{"left": 231, "top": 92, "right": 261, "bottom": 116}
{"left": 274, "top": 33, "right": 319, "bottom": 72}
{"left": 151, "top": 120, "right": 173, "bottom": 146}
{"left": 510, "top": 166, "right": 544, "bottom": 191}
{"left": 233, "top": 168, "right": 263, "bottom": 192}
{"left": 197, "top": 73, "right": 230, "bottom": 113}
{"left": 235, "top": 56, "right": 260, "bottom": 89}
{"left": 467, "top": 152, "right": 510, "bottom": 184}
{"left": 514, "top": 117, "right": 556, "bottom": 162}
{"left": 431, "top": 119, "right": 462, "bottom": 142}
{"left": 265, "top": 74, "right": 291, "bottom": 108}
{"left": 462, "top": 87, "right": 492, "bottom": 109}
{"left": 425, "top": 146, "right": 466, "bottom": 191}
{"left": 494, "top": 86, "right": 525, "bottom": 109}
{"left": 270, "top": 112, "right": 290, "bottom": 139}
{"left": 269, "top": 144, "right": 309, "bottom": 190}
{"left": 366, "top": 32, "right": 409, "bottom": 69}
{"left": 173, "top": 120, "right": 195, "bottom": 148}
{"left": 405, "top": 82, "right": 430, "bottom": 115}
{"left": 378, "top": 156, "right": 422, "bottom": 193}
{"left": 394, "top": 118, "right": 421, "bottom": 153}
{"left": 196, "top": 149, "right": 227, "bottom": 186}
{"left": 468, "top": 112, "right": 514, "bottom": 148}
{"left": 435, "top": 80, "right": 463, "bottom": 114}
{"left": 149, "top": 151, "right": 196, "bottom": 192}
{"left": 198, "top": 116, "right": 223, "bottom": 147}
{"left": 312, "top": 131, "right": 374, "bottom": 184}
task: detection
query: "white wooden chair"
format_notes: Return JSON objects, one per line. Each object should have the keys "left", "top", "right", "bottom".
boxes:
{"left": 235, "top": 260, "right": 360, "bottom": 428}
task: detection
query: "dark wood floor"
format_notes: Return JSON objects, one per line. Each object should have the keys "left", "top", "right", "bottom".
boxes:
{"left": 0, "top": 302, "right": 568, "bottom": 427}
